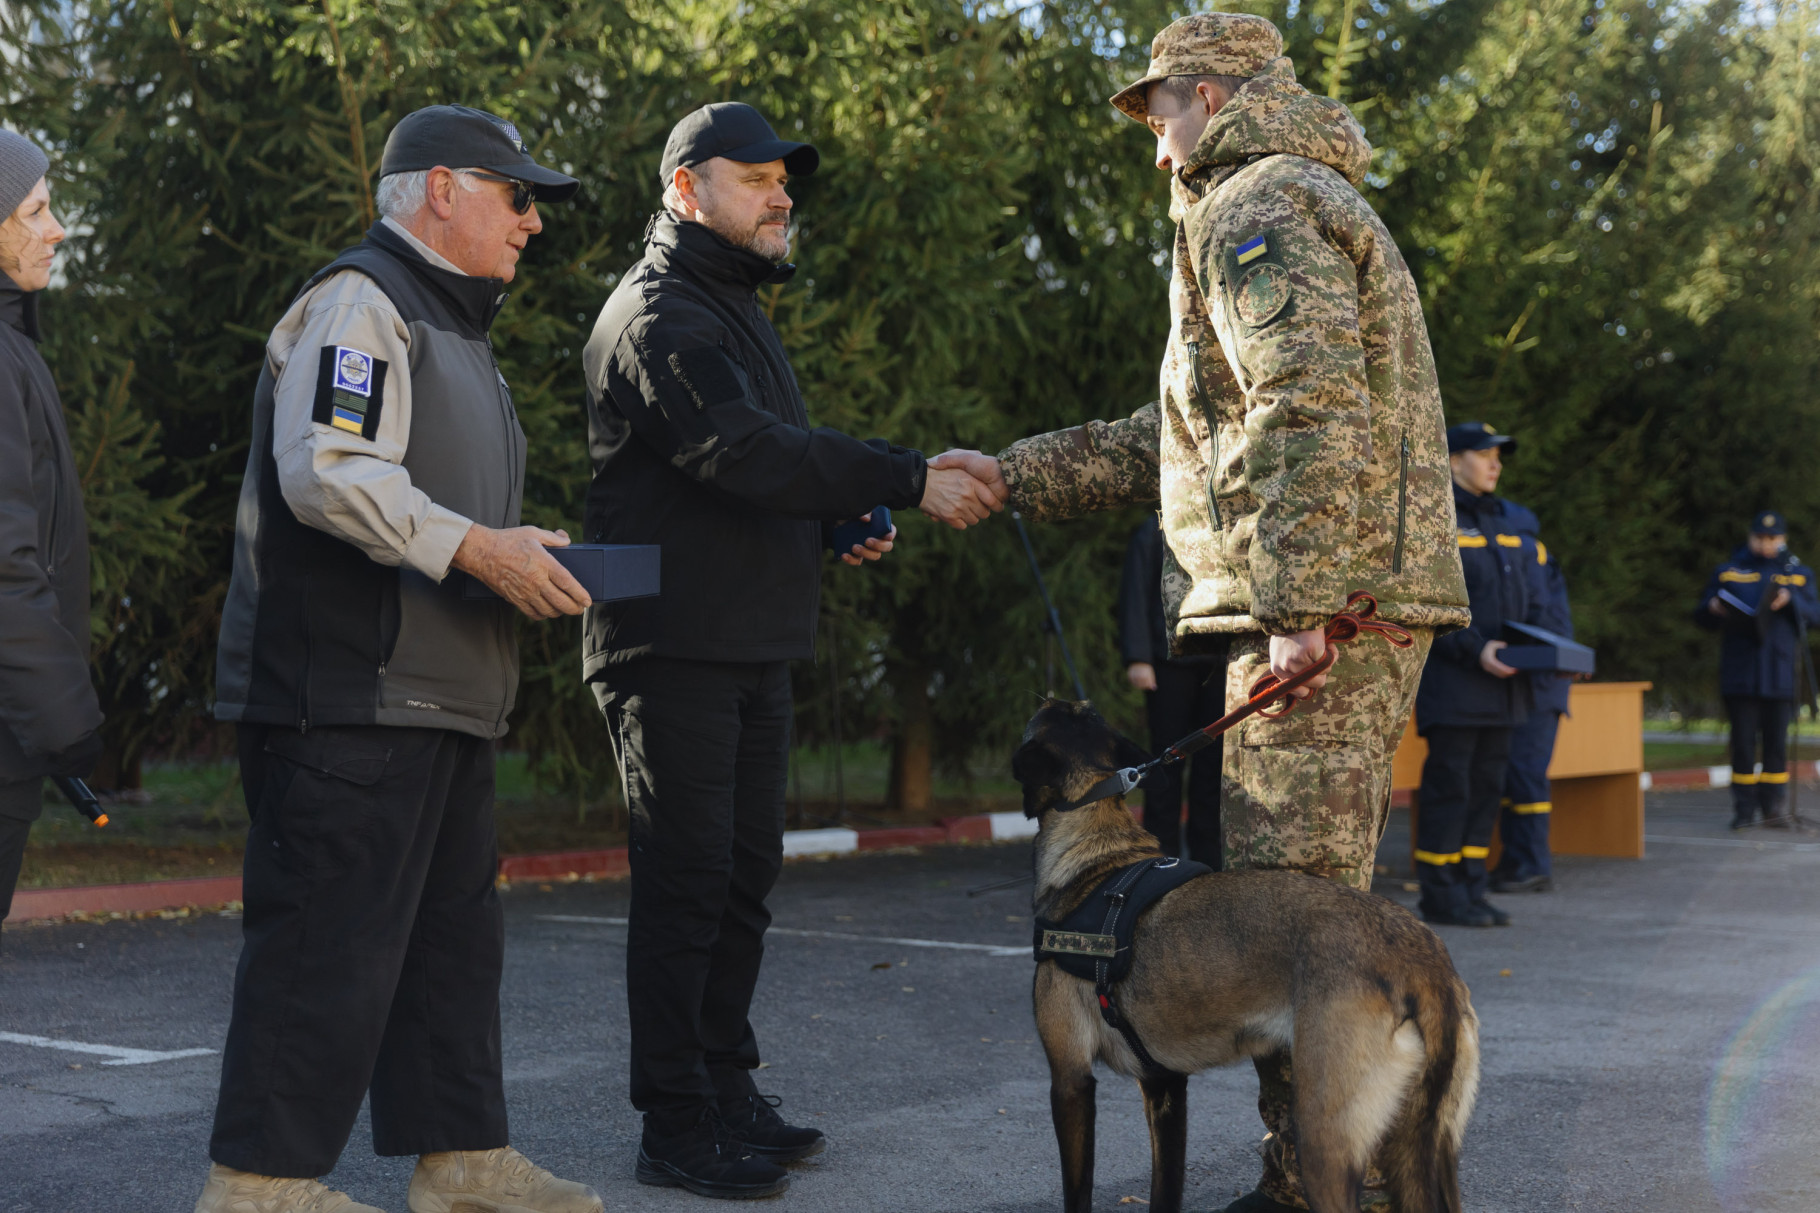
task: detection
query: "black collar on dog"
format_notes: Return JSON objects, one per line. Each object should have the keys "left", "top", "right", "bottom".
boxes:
{"left": 1058, "top": 766, "right": 1145, "bottom": 812}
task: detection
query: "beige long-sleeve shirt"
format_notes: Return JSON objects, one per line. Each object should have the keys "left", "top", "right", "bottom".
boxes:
{"left": 266, "top": 218, "right": 474, "bottom": 580}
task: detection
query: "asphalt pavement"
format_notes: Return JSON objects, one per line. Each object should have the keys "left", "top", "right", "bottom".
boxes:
{"left": 4, "top": 789, "right": 1820, "bottom": 1212}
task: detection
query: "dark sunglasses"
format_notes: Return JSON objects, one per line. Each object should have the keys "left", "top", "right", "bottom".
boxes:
{"left": 462, "top": 170, "right": 537, "bottom": 214}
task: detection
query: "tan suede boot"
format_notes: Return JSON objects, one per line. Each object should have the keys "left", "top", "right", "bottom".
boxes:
{"left": 193, "top": 1163, "right": 387, "bottom": 1213}
{"left": 407, "top": 1148, "right": 603, "bottom": 1213}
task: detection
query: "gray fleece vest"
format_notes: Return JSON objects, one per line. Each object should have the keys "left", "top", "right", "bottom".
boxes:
{"left": 214, "top": 223, "right": 526, "bottom": 738}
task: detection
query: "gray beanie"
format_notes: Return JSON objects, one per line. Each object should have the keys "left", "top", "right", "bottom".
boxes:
{"left": 0, "top": 129, "right": 50, "bottom": 220}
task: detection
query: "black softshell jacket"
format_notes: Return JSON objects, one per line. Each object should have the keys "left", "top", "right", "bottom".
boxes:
{"left": 581, "top": 215, "right": 927, "bottom": 672}
{"left": 0, "top": 280, "right": 101, "bottom": 787}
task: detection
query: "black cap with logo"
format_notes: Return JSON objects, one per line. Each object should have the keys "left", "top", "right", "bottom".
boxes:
{"left": 1751, "top": 510, "right": 1788, "bottom": 537}
{"left": 379, "top": 105, "right": 579, "bottom": 203}
{"left": 659, "top": 103, "right": 820, "bottom": 184}
{"left": 1446, "top": 421, "right": 1518, "bottom": 456}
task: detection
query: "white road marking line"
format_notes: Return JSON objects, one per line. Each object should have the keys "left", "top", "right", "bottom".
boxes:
{"left": 0, "top": 1031, "right": 216, "bottom": 1067}
{"left": 536, "top": 914, "right": 1028, "bottom": 957}
{"left": 1643, "top": 833, "right": 1820, "bottom": 852}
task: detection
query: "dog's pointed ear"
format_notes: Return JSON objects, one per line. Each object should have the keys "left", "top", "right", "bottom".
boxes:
{"left": 1115, "top": 731, "right": 1152, "bottom": 770}
{"left": 1011, "top": 738, "right": 1065, "bottom": 819}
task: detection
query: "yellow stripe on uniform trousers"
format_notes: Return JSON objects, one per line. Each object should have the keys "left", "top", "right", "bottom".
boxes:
{"left": 1511, "top": 801, "right": 1552, "bottom": 815}
{"left": 1461, "top": 846, "right": 1491, "bottom": 860}
{"left": 1235, "top": 234, "right": 1268, "bottom": 265}
{"left": 1732, "top": 771, "right": 1761, "bottom": 785}
{"left": 1496, "top": 534, "right": 1523, "bottom": 547}
{"left": 1759, "top": 771, "right": 1790, "bottom": 785}
{"left": 1457, "top": 534, "right": 1488, "bottom": 548}
{"left": 1414, "top": 849, "right": 1463, "bottom": 866}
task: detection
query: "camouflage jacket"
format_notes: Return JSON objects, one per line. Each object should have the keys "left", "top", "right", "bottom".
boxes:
{"left": 999, "top": 58, "right": 1468, "bottom": 646}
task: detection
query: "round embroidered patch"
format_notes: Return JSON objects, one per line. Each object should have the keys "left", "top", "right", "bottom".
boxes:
{"left": 1235, "top": 263, "right": 1293, "bottom": 328}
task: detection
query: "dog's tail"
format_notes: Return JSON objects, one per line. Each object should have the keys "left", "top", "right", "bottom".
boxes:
{"left": 1379, "top": 974, "right": 1479, "bottom": 1213}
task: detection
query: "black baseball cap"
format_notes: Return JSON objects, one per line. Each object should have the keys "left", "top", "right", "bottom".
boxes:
{"left": 379, "top": 105, "right": 579, "bottom": 202}
{"left": 659, "top": 103, "right": 820, "bottom": 184}
{"left": 1446, "top": 421, "right": 1519, "bottom": 456}
{"left": 1752, "top": 510, "right": 1788, "bottom": 536}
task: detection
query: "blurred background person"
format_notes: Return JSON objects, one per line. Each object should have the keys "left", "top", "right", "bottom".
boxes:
{"left": 1413, "top": 423, "right": 1536, "bottom": 927}
{"left": 0, "top": 129, "right": 104, "bottom": 930}
{"left": 1696, "top": 511, "right": 1820, "bottom": 829}
{"left": 1117, "top": 514, "right": 1223, "bottom": 863}
{"left": 1492, "top": 495, "right": 1575, "bottom": 893}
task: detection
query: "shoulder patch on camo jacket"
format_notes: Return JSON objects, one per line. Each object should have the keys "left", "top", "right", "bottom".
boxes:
{"left": 311, "top": 345, "right": 389, "bottom": 440}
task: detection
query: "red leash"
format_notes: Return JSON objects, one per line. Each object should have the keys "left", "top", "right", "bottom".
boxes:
{"left": 1061, "top": 592, "right": 1412, "bottom": 810}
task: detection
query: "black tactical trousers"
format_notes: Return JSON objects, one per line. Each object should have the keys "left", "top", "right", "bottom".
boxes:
{"left": 210, "top": 725, "right": 507, "bottom": 1178}
{"left": 1416, "top": 725, "right": 1513, "bottom": 916}
{"left": 0, "top": 778, "right": 41, "bottom": 927}
{"left": 596, "top": 657, "right": 789, "bottom": 1132}
{"left": 1143, "top": 660, "right": 1224, "bottom": 865}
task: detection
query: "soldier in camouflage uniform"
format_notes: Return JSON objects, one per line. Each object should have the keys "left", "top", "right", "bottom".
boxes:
{"left": 990, "top": 14, "right": 1469, "bottom": 1212}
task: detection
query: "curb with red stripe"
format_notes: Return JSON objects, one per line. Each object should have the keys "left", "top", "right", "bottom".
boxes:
{"left": 9, "top": 763, "right": 1799, "bottom": 925}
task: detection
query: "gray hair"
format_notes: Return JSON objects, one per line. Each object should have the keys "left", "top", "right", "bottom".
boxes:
{"left": 375, "top": 167, "right": 482, "bottom": 220}
{"left": 660, "top": 159, "right": 715, "bottom": 214}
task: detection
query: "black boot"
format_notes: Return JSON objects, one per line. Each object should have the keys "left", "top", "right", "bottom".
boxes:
{"left": 1471, "top": 898, "right": 1512, "bottom": 926}
{"left": 636, "top": 1107, "right": 790, "bottom": 1199}
{"left": 1730, "top": 783, "right": 1758, "bottom": 830}
{"left": 720, "top": 1093, "right": 827, "bottom": 1162}
{"left": 1759, "top": 780, "right": 1792, "bottom": 828}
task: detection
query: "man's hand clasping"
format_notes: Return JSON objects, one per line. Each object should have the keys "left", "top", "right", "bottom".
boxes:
{"left": 452, "top": 524, "right": 591, "bottom": 620}
{"left": 921, "top": 449, "right": 1009, "bottom": 530}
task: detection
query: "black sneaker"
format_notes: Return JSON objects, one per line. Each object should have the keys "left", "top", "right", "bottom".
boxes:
{"left": 1491, "top": 873, "right": 1552, "bottom": 893}
{"left": 1423, "top": 903, "right": 1498, "bottom": 928}
{"left": 1472, "top": 898, "right": 1512, "bottom": 927}
{"left": 721, "top": 1093, "right": 827, "bottom": 1162}
{"left": 636, "top": 1107, "right": 789, "bottom": 1199}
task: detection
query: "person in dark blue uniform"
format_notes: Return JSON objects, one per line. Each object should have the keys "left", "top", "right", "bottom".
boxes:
{"left": 1413, "top": 422, "right": 1537, "bottom": 927}
{"left": 1117, "top": 515, "right": 1224, "bottom": 862}
{"left": 1695, "top": 511, "right": 1820, "bottom": 828}
{"left": 1492, "top": 501, "right": 1575, "bottom": 893}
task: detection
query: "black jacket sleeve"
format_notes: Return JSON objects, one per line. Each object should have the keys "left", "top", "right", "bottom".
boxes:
{"left": 1117, "top": 521, "right": 1161, "bottom": 665}
{"left": 0, "top": 365, "right": 102, "bottom": 760}
{"left": 609, "top": 307, "right": 926, "bottom": 520}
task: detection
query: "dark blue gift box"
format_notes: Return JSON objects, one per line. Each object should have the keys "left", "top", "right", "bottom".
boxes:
{"left": 462, "top": 543, "right": 660, "bottom": 605}
{"left": 1501, "top": 620, "right": 1596, "bottom": 675}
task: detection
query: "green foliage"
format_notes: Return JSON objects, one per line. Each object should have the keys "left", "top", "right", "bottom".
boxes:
{"left": 3, "top": 0, "right": 1817, "bottom": 795}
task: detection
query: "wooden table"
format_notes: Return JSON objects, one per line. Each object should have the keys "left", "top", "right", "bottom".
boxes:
{"left": 1390, "top": 681, "right": 1653, "bottom": 859}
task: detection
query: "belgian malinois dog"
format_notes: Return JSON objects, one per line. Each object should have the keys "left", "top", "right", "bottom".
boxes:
{"left": 1012, "top": 699, "right": 1479, "bottom": 1213}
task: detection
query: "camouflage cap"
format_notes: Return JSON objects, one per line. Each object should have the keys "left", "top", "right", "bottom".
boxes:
{"left": 1109, "top": 13, "right": 1285, "bottom": 121}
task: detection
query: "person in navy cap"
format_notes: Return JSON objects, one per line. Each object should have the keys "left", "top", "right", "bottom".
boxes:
{"left": 1696, "top": 511, "right": 1820, "bottom": 828}
{"left": 1412, "top": 422, "right": 1541, "bottom": 926}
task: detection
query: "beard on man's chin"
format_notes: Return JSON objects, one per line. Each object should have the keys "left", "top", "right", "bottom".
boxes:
{"left": 712, "top": 210, "right": 792, "bottom": 263}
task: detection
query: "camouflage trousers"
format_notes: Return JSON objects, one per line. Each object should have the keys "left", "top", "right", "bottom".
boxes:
{"left": 1221, "top": 625, "right": 1434, "bottom": 1210}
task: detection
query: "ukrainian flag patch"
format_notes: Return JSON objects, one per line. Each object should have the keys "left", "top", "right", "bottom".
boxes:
{"left": 311, "top": 345, "right": 389, "bottom": 440}
{"left": 1235, "top": 234, "right": 1269, "bottom": 265}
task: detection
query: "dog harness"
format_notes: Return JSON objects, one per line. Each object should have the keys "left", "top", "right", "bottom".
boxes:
{"left": 1033, "top": 856, "right": 1212, "bottom": 1076}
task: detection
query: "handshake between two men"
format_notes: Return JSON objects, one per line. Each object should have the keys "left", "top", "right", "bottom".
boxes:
{"left": 449, "top": 446, "right": 1011, "bottom": 619}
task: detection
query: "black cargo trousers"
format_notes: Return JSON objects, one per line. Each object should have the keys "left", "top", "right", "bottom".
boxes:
{"left": 210, "top": 724, "right": 508, "bottom": 1178}
{"left": 594, "top": 657, "right": 789, "bottom": 1132}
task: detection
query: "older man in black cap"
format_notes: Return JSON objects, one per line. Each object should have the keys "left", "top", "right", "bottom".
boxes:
{"left": 581, "top": 101, "right": 1005, "bottom": 1200}
{"left": 199, "top": 106, "right": 600, "bottom": 1213}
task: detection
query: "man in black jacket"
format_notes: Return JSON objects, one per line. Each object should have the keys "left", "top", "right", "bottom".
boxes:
{"left": 0, "top": 130, "right": 103, "bottom": 930}
{"left": 582, "top": 103, "right": 1005, "bottom": 1200}
{"left": 1117, "top": 516, "right": 1223, "bottom": 862}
